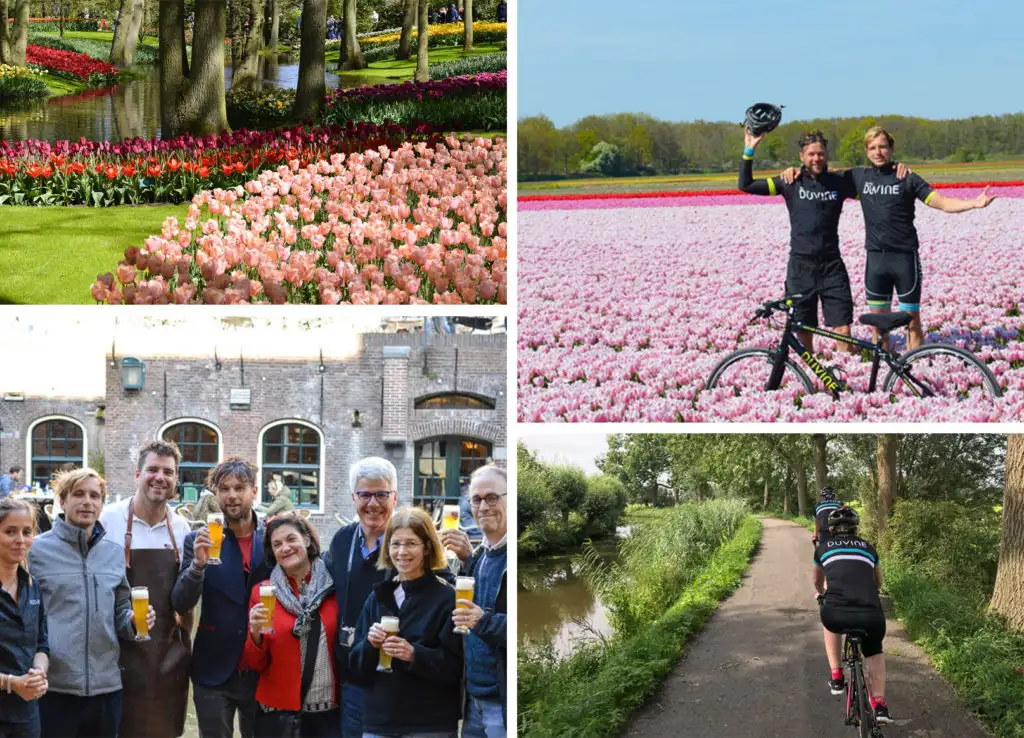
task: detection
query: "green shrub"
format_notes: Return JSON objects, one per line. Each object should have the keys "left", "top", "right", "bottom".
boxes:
{"left": 518, "top": 463, "right": 552, "bottom": 533}
{"left": 323, "top": 90, "right": 505, "bottom": 130}
{"left": 226, "top": 86, "right": 295, "bottom": 129}
{"left": 428, "top": 51, "right": 505, "bottom": 79}
{"left": 0, "top": 67, "right": 49, "bottom": 100}
{"left": 580, "top": 475, "right": 627, "bottom": 535}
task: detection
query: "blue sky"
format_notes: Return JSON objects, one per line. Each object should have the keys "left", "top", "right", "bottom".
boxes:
{"left": 517, "top": 0, "right": 1023, "bottom": 127}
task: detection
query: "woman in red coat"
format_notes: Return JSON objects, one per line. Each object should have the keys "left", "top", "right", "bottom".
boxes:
{"left": 245, "top": 513, "right": 340, "bottom": 737}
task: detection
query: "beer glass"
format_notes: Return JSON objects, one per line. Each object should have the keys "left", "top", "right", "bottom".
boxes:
{"left": 453, "top": 576, "right": 475, "bottom": 634}
{"left": 207, "top": 513, "right": 224, "bottom": 565}
{"left": 131, "top": 586, "right": 151, "bottom": 641}
{"left": 376, "top": 616, "right": 400, "bottom": 672}
{"left": 259, "top": 584, "right": 277, "bottom": 634}
{"left": 441, "top": 504, "right": 461, "bottom": 531}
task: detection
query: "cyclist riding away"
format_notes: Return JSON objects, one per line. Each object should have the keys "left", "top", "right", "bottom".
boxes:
{"left": 739, "top": 128, "right": 857, "bottom": 354}
{"left": 814, "top": 506, "right": 890, "bottom": 725}
{"left": 783, "top": 126, "right": 996, "bottom": 350}
{"left": 812, "top": 486, "right": 843, "bottom": 545}
{"left": 811, "top": 487, "right": 844, "bottom": 700}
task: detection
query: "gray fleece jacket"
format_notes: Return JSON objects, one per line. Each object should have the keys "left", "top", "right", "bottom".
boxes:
{"left": 27, "top": 515, "right": 135, "bottom": 696}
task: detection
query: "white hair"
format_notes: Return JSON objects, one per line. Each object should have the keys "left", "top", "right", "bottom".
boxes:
{"left": 349, "top": 456, "right": 398, "bottom": 494}
{"left": 469, "top": 464, "right": 506, "bottom": 491}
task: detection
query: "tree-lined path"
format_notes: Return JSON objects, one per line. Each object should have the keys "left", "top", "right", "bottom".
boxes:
{"left": 624, "top": 518, "right": 991, "bottom": 738}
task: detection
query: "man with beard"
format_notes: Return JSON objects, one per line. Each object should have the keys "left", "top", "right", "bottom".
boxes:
{"left": 325, "top": 457, "right": 399, "bottom": 738}
{"left": 173, "top": 458, "right": 272, "bottom": 738}
{"left": 441, "top": 465, "right": 508, "bottom": 738}
{"left": 100, "top": 440, "right": 192, "bottom": 738}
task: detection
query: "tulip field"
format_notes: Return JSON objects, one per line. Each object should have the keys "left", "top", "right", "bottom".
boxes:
{"left": 518, "top": 187, "right": 1024, "bottom": 422}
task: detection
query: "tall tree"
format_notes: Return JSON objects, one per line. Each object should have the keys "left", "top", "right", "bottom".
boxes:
{"left": 813, "top": 434, "right": 829, "bottom": 492}
{"left": 769, "top": 436, "right": 810, "bottom": 518}
{"left": 414, "top": 0, "right": 428, "bottom": 82}
{"left": 0, "top": 0, "right": 29, "bottom": 66}
{"left": 159, "top": 0, "right": 229, "bottom": 136}
{"left": 548, "top": 465, "right": 587, "bottom": 527}
{"left": 230, "top": 0, "right": 265, "bottom": 92}
{"left": 110, "top": 0, "right": 145, "bottom": 67}
{"left": 990, "top": 435, "right": 1024, "bottom": 630}
{"left": 292, "top": 0, "right": 327, "bottom": 121}
{"left": 342, "top": 0, "right": 364, "bottom": 68}
{"left": 397, "top": 0, "right": 415, "bottom": 60}
{"left": 263, "top": 0, "right": 280, "bottom": 50}
{"left": 876, "top": 435, "right": 898, "bottom": 537}
{"left": 462, "top": 0, "right": 472, "bottom": 50}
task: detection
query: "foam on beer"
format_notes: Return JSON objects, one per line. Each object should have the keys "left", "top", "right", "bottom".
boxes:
{"left": 381, "top": 616, "right": 400, "bottom": 632}
{"left": 131, "top": 587, "right": 148, "bottom": 600}
{"left": 456, "top": 577, "right": 474, "bottom": 591}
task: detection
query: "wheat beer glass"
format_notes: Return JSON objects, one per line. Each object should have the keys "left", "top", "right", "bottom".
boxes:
{"left": 377, "top": 616, "right": 400, "bottom": 672}
{"left": 131, "top": 586, "right": 151, "bottom": 641}
{"left": 441, "top": 504, "right": 461, "bottom": 531}
{"left": 259, "top": 584, "right": 277, "bottom": 634}
{"left": 454, "top": 576, "right": 475, "bottom": 634}
{"left": 207, "top": 513, "right": 224, "bottom": 565}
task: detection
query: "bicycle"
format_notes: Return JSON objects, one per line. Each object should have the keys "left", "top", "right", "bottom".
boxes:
{"left": 705, "top": 294, "right": 1002, "bottom": 400}
{"left": 841, "top": 629, "right": 885, "bottom": 738}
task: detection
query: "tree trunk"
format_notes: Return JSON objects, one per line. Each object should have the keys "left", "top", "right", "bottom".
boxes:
{"left": 160, "top": 0, "right": 229, "bottom": 138}
{"left": 795, "top": 460, "right": 809, "bottom": 518}
{"left": 813, "top": 434, "right": 828, "bottom": 492}
{"left": 396, "top": 0, "right": 415, "bottom": 60}
{"left": 990, "top": 435, "right": 1024, "bottom": 630}
{"left": 342, "top": 0, "right": 363, "bottom": 69}
{"left": 462, "top": 0, "right": 472, "bottom": 50}
{"left": 263, "top": 0, "right": 279, "bottom": 49}
{"left": 230, "top": 0, "right": 264, "bottom": 93}
{"left": 0, "top": 0, "right": 30, "bottom": 66}
{"left": 783, "top": 469, "right": 792, "bottom": 515}
{"left": 414, "top": 0, "right": 428, "bottom": 82}
{"left": 877, "top": 435, "right": 897, "bottom": 537}
{"left": 763, "top": 478, "right": 769, "bottom": 509}
{"left": 110, "top": 0, "right": 145, "bottom": 67}
{"left": 292, "top": 0, "right": 326, "bottom": 122}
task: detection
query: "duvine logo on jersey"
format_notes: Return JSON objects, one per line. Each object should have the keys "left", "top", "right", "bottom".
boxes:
{"left": 798, "top": 187, "right": 839, "bottom": 201}
{"left": 863, "top": 182, "right": 901, "bottom": 197}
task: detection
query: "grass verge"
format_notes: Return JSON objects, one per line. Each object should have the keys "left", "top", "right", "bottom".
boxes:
{"left": 762, "top": 511, "right": 814, "bottom": 532}
{"left": 883, "top": 566, "right": 1024, "bottom": 737}
{"left": 518, "top": 515, "right": 763, "bottom": 738}
{"left": 0, "top": 204, "right": 189, "bottom": 304}
{"left": 326, "top": 43, "right": 502, "bottom": 81}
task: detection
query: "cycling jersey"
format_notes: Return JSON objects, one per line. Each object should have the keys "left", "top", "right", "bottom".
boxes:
{"left": 814, "top": 535, "right": 882, "bottom": 611}
{"left": 847, "top": 164, "right": 935, "bottom": 253}
{"left": 813, "top": 500, "right": 843, "bottom": 543}
{"left": 739, "top": 159, "right": 856, "bottom": 258}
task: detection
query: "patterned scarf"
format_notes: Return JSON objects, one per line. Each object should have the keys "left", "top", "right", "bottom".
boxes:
{"left": 271, "top": 557, "right": 335, "bottom": 640}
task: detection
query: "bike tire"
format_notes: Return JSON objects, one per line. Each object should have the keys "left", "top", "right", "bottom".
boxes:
{"left": 856, "top": 662, "right": 874, "bottom": 738}
{"left": 882, "top": 344, "right": 1002, "bottom": 399}
{"left": 706, "top": 348, "right": 816, "bottom": 395}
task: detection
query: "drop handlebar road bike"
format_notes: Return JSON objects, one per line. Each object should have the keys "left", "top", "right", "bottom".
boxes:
{"left": 841, "top": 629, "right": 885, "bottom": 738}
{"left": 705, "top": 294, "right": 1002, "bottom": 400}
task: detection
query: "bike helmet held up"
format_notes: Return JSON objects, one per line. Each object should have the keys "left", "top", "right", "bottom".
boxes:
{"left": 744, "top": 102, "right": 784, "bottom": 135}
{"left": 819, "top": 487, "right": 837, "bottom": 502}
{"left": 827, "top": 506, "right": 859, "bottom": 534}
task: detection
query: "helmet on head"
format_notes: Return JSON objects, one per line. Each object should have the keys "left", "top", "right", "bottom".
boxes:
{"left": 827, "top": 506, "right": 859, "bottom": 534}
{"left": 819, "top": 487, "right": 837, "bottom": 502}
{"left": 744, "top": 103, "right": 784, "bottom": 136}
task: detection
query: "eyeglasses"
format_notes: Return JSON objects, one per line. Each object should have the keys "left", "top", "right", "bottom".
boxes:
{"left": 470, "top": 492, "right": 506, "bottom": 508}
{"left": 355, "top": 490, "right": 394, "bottom": 502}
{"left": 389, "top": 539, "right": 424, "bottom": 550}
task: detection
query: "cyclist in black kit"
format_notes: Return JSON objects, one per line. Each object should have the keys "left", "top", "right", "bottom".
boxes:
{"left": 814, "top": 506, "right": 890, "bottom": 725}
{"left": 784, "top": 125, "right": 996, "bottom": 350}
{"left": 739, "top": 128, "right": 857, "bottom": 354}
{"left": 811, "top": 487, "right": 844, "bottom": 700}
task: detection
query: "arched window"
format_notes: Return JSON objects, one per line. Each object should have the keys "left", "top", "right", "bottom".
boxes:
{"left": 160, "top": 420, "right": 221, "bottom": 502}
{"left": 414, "top": 437, "right": 492, "bottom": 505}
{"left": 28, "top": 417, "right": 85, "bottom": 490}
{"left": 414, "top": 393, "right": 496, "bottom": 410}
{"left": 259, "top": 421, "right": 323, "bottom": 509}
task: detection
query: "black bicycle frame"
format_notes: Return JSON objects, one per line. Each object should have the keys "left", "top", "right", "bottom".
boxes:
{"left": 769, "top": 310, "right": 928, "bottom": 398}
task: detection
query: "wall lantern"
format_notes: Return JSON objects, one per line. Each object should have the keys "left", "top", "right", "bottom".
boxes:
{"left": 120, "top": 358, "right": 146, "bottom": 390}
{"left": 352, "top": 410, "right": 362, "bottom": 428}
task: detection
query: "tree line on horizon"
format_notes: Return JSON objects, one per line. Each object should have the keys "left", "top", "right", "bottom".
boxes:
{"left": 518, "top": 111, "right": 1024, "bottom": 180}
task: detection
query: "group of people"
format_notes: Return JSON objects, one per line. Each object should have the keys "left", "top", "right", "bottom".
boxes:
{"left": 811, "top": 487, "right": 889, "bottom": 724}
{"left": 0, "top": 440, "right": 507, "bottom": 738}
{"left": 740, "top": 124, "right": 996, "bottom": 353}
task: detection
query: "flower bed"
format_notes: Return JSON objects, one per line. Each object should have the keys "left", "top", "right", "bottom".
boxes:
{"left": 518, "top": 193, "right": 1024, "bottom": 422}
{"left": 7, "top": 17, "right": 106, "bottom": 32}
{"left": 0, "top": 63, "right": 49, "bottom": 101}
{"left": 89, "top": 135, "right": 507, "bottom": 305}
{"left": 226, "top": 87, "right": 296, "bottom": 129}
{"left": 361, "top": 21, "right": 506, "bottom": 46}
{"left": 428, "top": 51, "right": 505, "bottom": 79}
{"left": 28, "top": 31, "right": 158, "bottom": 66}
{"left": 0, "top": 121, "right": 439, "bottom": 206}
{"left": 323, "top": 71, "right": 506, "bottom": 129}
{"left": 26, "top": 44, "right": 119, "bottom": 86}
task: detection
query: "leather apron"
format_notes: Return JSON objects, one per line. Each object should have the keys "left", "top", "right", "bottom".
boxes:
{"left": 118, "top": 498, "right": 191, "bottom": 738}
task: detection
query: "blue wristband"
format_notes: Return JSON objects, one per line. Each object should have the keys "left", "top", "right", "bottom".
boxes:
{"left": 743, "top": 147, "right": 756, "bottom": 157}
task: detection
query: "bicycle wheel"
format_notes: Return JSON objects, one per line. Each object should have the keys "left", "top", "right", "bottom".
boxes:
{"left": 882, "top": 344, "right": 1002, "bottom": 400}
{"left": 855, "top": 663, "right": 875, "bottom": 738}
{"left": 705, "top": 348, "right": 815, "bottom": 396}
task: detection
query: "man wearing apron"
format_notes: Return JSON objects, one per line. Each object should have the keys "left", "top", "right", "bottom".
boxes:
{"left": 100, "top": 440, "right": 193, "bottom": 738}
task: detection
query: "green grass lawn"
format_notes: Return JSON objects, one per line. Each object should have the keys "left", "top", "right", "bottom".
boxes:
{"left": 39, "top": 72, "right": 84, "bottom": 96}
{"left": 328, "top": 43, "right": 502, "bottom": 83}
{"left": 62, "top": 29, "right": 160, "bottom": 47}
{"left": 0, "top": 204, "right": 188, "bottom": 304}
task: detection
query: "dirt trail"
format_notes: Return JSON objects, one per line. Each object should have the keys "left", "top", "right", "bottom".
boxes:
{"left": 623, "top": 517, "right": 991, "bottom": 738}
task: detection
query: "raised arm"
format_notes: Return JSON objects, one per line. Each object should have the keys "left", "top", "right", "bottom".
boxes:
{"left": 925, "top": 185, "right": 996, "bottom": 213}
{"left": 738, "top": 128, "right": 783, "bottom": 196}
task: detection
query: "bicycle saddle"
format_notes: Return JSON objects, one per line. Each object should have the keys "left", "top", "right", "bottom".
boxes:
{"left": 859, "top": 312, "right": 913, "bottom": 333}
{"left": 842, "top": 629, "right": 869, "bottom": 641}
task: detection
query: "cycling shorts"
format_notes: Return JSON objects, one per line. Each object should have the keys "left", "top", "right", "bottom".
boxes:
{"left": 865, "top": 251, "right": 921, "bottom": 312}
{"left": 785, "top": 253, "right": 853, "bottom": 328}
{"left": 819, "top": 602, "right": 886, "bottom": 658}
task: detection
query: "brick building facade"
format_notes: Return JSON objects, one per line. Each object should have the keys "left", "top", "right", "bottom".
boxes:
{"left": 1, "top": 331, "right": 506, "bottom": 540}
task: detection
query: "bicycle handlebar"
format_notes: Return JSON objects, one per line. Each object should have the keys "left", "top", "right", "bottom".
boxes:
{"left": 752, "top": 291, "right": 819, "bottom": 322}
